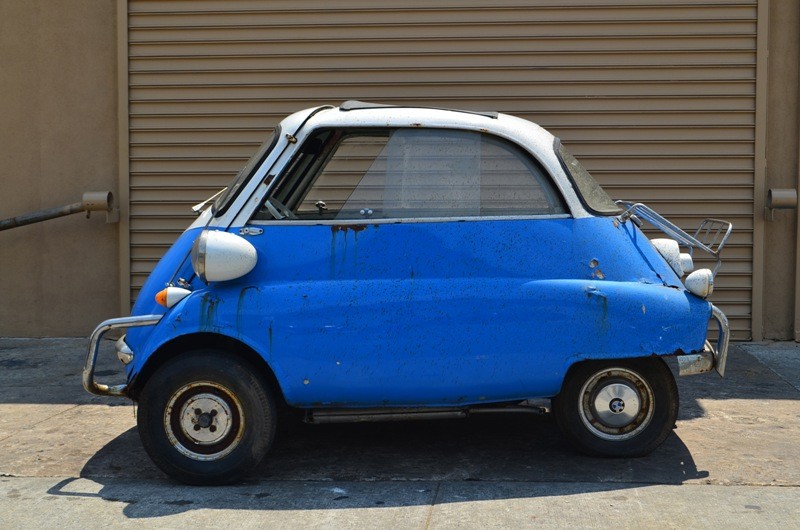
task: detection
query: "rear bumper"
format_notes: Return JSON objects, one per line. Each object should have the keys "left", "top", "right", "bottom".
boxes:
{"left": 676, "top": 304, "right": 730, "bottom": 377}
{"left": 83, "top": 314, "right": 162, "bottom": 396}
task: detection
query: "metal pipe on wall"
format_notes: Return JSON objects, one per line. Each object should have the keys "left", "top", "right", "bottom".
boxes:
{"left": 0, "top": 191, "right": 117, "bottom": 231}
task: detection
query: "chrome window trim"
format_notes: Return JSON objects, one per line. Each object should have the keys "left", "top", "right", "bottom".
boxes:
{"left": 248, "top": 213, "right": 572, "bottom": 226}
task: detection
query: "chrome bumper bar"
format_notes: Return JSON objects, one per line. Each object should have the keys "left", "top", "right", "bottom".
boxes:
{"left": 677, "top": 304, "right": 730, "bottom": 377}
{"left": 83, "top": 314, "right": 162, "bottom": 396}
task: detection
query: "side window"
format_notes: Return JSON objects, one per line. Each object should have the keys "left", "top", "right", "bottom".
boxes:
{"left": 300, "top": 133, "right": 390, "bottom": 219}
{"left": 257, "top": 128, "right": 566, "bottom": 221}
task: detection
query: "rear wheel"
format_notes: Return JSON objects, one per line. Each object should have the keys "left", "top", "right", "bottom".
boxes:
{"left": 137, "top": 350, "right": 276, "bottom": 485}
{"left": 553, "top": 357, "right": 678, "bottom": 457}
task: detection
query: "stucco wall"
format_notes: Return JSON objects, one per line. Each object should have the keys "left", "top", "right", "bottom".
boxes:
{"left": 764, "top": 0, "right": 800, "bottom": 339}
{"left": 0, "top": 0, "right": 119, "bottom": 336}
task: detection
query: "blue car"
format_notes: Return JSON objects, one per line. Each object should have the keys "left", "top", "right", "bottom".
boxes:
{"left": 85, "top": 101, "right": 731, "bottom": 485}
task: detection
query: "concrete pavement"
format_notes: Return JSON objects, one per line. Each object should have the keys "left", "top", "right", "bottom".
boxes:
{"left": 0, "top": 338, "right": 799, "bottom": 527}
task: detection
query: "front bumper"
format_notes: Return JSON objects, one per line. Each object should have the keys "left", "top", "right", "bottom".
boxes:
{"left": 676, "top": 304, "right": 730, "bottom": 377}
{"left": 83, "top": 314, "right": 162, "bottom": 396}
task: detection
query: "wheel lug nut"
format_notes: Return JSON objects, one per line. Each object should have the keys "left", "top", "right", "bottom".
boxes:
{"left": 210, "top": 409, "right": 218, "bottom": 417}
{"left": 194, "top": 408, "right": 202, "bottom": 415}
{"left": 209, "top": 426, "right": 217, "bottom": 433}
{"left": 193, "top": 425, "right": 201, "bottom": 431}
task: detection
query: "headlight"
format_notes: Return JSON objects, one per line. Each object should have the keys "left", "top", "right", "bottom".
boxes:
{"left": 679, "top": 253, "right": 694, "bottom": 274}
{"left": 685, "top": 268, "right": 714, "bottom": 298}
{"left": 115, "top": 336, "right": 134, "bottom": 365}
{"left": 191, "top": 229, "right": 258, "bottom": 283}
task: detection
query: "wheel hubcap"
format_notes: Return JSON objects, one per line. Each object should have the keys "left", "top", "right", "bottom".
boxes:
{"left": 579, "top": 367, "right": 654, "bottom": 441}
{"left": 179, "top": 393, "right": 232, "bottom": 444}
{"left": 593, "top": 382, "right": 641, "bottom": 428}
{"left": 164, "top": 382, "right": 245, "bottom": 461}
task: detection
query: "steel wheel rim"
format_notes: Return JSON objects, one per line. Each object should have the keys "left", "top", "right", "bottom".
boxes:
{"left": 164, "top": 381, "right": 245, "bottom": 461}
{"left": 578, "top": 367, "right": 654, "bottom": 441}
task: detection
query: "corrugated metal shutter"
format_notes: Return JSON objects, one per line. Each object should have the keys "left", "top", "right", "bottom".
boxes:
{"left": 128, "top": 0, "right": 758, "bottom": 339}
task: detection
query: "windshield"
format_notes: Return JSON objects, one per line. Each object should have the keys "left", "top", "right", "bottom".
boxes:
{"left": 555, "top": 138, "right": 621, "bottom": 215}
{"left": 213, "top": 127, "right": 280, "bottom": 216}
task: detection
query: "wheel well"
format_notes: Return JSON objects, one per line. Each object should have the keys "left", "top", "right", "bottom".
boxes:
{"left": 558, "top": 355, "right": 670, "bottom": 395}
{"left": 128, "top": 333, "right": 286, "bottom": 407}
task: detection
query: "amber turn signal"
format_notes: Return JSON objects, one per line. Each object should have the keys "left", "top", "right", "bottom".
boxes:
{"left": 155, "top": 286, "right": 192, "bottom": 308}
{"left": 155, "top": 288, "right": 168, "bottom": 307}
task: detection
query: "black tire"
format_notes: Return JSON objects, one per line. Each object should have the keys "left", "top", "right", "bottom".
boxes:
{"left": 137, "top": 350, "right": 276, "bottom": 485}
{"left": 552, "top": 357, "right": 678, "bottom": 457}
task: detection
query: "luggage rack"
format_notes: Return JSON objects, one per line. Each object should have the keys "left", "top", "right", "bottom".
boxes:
{"left": 616, "top": 201, "right": 732, "bottom": 276}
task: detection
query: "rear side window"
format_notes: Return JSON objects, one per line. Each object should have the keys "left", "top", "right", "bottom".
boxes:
{"left": 555, "top": 138, "right": 620, "bottom": 215}
{"left": 259, "top": 128, "right": 566, "bottom": 221}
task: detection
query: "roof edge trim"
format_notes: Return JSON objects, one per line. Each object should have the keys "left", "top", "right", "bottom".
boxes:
{"left": 339, "top": 100, "right": 499, "bottom": 119}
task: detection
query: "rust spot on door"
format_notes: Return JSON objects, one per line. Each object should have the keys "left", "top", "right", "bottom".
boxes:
{"left": 331, "top": 224, "right": 367, "bottom": 234}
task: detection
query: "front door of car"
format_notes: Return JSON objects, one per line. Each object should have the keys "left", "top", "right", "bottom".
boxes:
{"left": 246, "top": 127, "right": 571, "bottom": 407}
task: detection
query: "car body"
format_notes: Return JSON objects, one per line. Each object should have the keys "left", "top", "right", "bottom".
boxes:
{"left": 84, "top": 101, "right": 731, "bottom": 485}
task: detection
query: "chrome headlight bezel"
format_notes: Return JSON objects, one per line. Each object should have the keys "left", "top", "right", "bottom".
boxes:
{"left": 191, "top": 230, "right": 209, "bottom": 283}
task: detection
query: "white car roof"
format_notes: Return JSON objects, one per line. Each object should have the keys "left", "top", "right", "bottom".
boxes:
{"left": 302, "top": 100, "right": 555, "bottom": 150}
{"left": 204, "top": 101, "right": 593, "bottom": 229}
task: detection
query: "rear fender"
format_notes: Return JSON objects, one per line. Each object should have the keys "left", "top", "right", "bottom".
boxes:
{"left": 518, "top": 279, "right": 711, "bottom": 374}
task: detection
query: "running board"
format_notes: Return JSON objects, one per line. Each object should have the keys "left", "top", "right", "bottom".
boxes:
{"left": 305, "top": 401, "right": 550, "bottom": 424}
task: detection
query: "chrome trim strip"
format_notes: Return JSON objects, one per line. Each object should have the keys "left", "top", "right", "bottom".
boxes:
{"left": 83, "top": 314, "right": 162, "bottom": 396}
{"left": 249, "top": 213, "right": 572, "bottom": 227}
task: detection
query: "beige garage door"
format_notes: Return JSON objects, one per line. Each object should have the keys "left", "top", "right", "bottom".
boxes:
{"left": 127, "top": 0, "right": 758, "bottom": 339}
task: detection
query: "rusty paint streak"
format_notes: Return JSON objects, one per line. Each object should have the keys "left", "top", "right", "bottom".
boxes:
{"left": 331, "top": 224, "right": 367, "bottom": 233}
{"left": 199, "top": 293, "right": 219, "bottom": 331}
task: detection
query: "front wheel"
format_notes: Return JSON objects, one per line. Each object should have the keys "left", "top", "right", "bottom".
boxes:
{"left": 137, "top": 350, "right": 276, "bottom": 485}
{"left": 553, "top": 357, "right": 678, "bottom": 457}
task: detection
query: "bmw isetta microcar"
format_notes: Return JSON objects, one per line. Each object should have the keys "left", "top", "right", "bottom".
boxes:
{"left": 85, "top": 101, "right": 731, "bottom": 485}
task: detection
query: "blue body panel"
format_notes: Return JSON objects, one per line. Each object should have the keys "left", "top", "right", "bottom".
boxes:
{"left": 126, "top": 217, "right": 710, "bottom": 407}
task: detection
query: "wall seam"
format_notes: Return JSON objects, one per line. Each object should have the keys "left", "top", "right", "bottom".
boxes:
{"left": 752, "top": 0, "right": 770, "bottom": 341}
{"left": 117, "top": 0, "right": 131, "bottom": 315}
{"left": 795, "top": 5, "right": 800, "bottom": 342}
